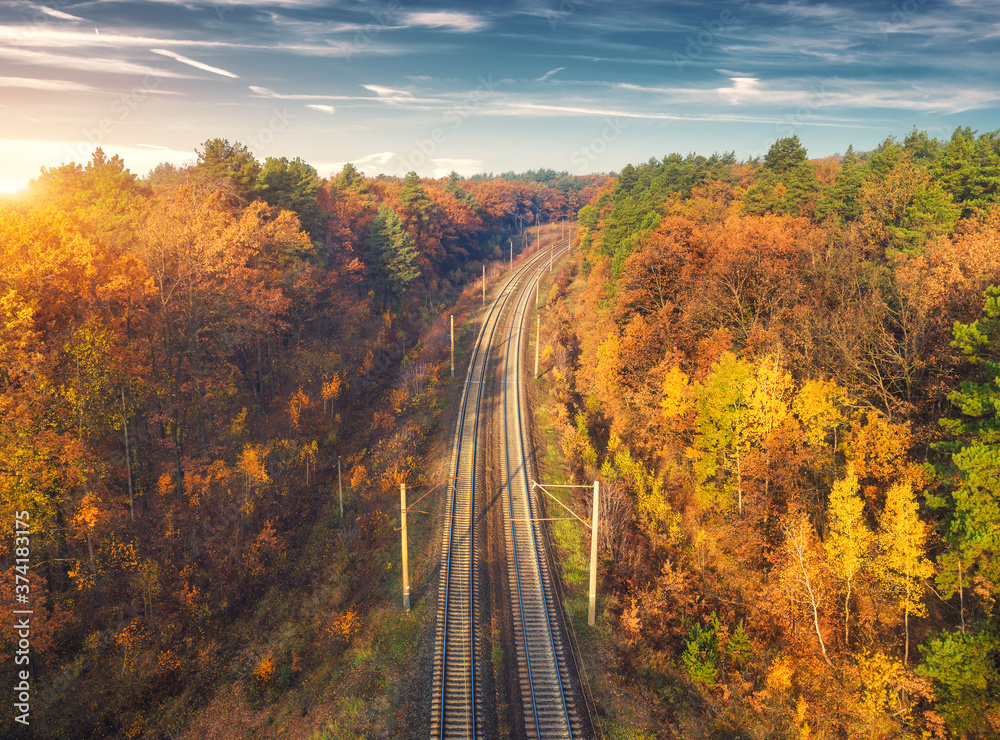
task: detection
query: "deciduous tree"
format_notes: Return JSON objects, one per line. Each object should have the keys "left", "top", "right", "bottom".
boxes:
{"left": 877, "top": 481, "right": 934, "bottom": 665}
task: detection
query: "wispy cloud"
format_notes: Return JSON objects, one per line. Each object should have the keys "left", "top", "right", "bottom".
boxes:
{"left": 0, "top": 46, "right": 187, "bottom": 76}
{"left": 404, "top": 11, "right": 488, "bottom": 32}
{"left": 28, "top": 4, "right": 87, "bottom": 22}
{"left": 716, "top": 77, "right": 765, "bottom": 104}
{"left": 536, "top": 67, "right": 564, "bottom": 82}
{"left": 356, "top": 152, "right": 395, "bottom": 165}
{"left": 0, "top": 76, "right": 98, "bottom": 92}
{"left": 325, "top": 151, "right": 396, "bottom": 176}
{"left": 363, "top": 84, "right": 414, "bottom": 98}
{"left": 360, "top": 84, "right": 442, "bottom": 106}
{"left": 499, "top": 101, "right": 860, "bottom": 128}
{"left": 249, "top": 85, "right": 351, "bottom": 100}
{"left": 607, "top": 75, "right": 1000, "bottom": 116}
{"left": 0, "top": 26, "right": 247, "bottom": 50}
{"left": 0, "top": 0, "right": 995, "bottom": 188}
{"left": 151, "top": 49, "right": 239, "bottom": 78}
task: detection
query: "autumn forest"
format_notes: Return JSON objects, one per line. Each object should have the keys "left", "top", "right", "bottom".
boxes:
{"left": 3, "top": 127, "right": 1000, "bottom": 738}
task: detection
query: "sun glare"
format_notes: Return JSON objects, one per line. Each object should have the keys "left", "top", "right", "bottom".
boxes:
{"left": 0, "top": 179, "right": 26, "bottom": 195}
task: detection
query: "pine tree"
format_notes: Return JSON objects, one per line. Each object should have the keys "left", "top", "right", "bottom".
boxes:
{"left": 368, "top": 204, "right": 419, "bottom": 307}
{"left": 195, "top": 138, "right": 261, "bottom": 202}
{"left": 743, "top": 135, "right": 820, "bottom": 217}
{"left": 256, "top": 156, "right": 322, "bottom": 242}
{"left": 399, "top": 171, "right": 434, "bottom": 240}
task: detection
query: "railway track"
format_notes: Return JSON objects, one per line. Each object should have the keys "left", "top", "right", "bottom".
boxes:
{"left": 501, "top": 246, "right": 584, "bottom": 740}
{"left": 430, "top": 246, "right": 556, "bottom": 739}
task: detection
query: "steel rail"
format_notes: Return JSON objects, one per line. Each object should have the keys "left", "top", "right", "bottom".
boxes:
{"left": 502, "top": 242, "right": 578, "bottom": 739}
{"left": 432, "top": 244, "right": 560, "bottom": 739}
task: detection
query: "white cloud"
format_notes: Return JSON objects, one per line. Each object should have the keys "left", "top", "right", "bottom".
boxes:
{"left": 0, "top": 46, "right": 188, "bottom": 77}
{"left": 151, "top": 49, "right": 239, "bottom": 78}
{"left": 536, "top": 67, "right": 565, "bottom": 82}
{"left": 495, "top": 101, "right": 857, "bottom": 127}
{"left": 306, "top": 104, "right": 336, "bottom": 114}
{"left": 249, "top": 85, "right": 352, "bottom": 100}
{"left": 360, "top": 84, "right": 444, "bottom": 108}
{"left": 431, "top": 158, "right": 483, "bottom": 177}
{"left": 363, "top": 84, "right": 414, "bottom": 98}
{"left": 0, "top": 24, "right": 410, "bottom": 61}
{"left": 403, "top": 11, "right": 488, "bottom": 32}
{"left": 610, "top": 75, "right": 1000, "bottom": 115}
{"left": 716, "top": 77, "right": 763, "bottom": 104}
{"left": 324, "top": 151, "right": 396, "bottom": 177}
{"left": 0, "top": 76, "right": 98, "bottom": 92}
{"left": 30, "top": 4, "right": 87, "bottom": 22}
{"left": 356, "top": 152, "right": 395, "bottom": 165}
{"left": 0, "top": 26, "right": 241, "bottom": 50}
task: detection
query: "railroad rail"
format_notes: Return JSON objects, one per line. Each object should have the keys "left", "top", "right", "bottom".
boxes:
{"left": 501, "top": 245, "right": 584, "bottom": 739}
{"left": 430, "top": 244, "right": 562, "bottom": 739}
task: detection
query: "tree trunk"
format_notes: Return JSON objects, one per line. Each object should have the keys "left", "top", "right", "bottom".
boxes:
{"left": 958, "top": 559, "right": 965, "bottom": 633}
{"left": 844, "top": 579, "right": 852, "bottom": 646}
{"left": 790, "top": 520, "right": 833, "bottom": 667}
{"left": 904, "top": 604, "right": 910, "bottom": 667}
{"left": 122, "top": 388, "right": 134, "bottom": 523}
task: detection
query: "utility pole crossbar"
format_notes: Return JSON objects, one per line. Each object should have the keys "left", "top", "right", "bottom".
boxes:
{"left": 398, "top": 477, "right": 457, "bottom": 611}
{"left": 532, "top": 480, "right": 602, "bottom": 625}
{"left": 512, "top": 517, "right": 582, "bottom": 522}
{"left": 531, "top": 481, "right": 592, "bottom": 528}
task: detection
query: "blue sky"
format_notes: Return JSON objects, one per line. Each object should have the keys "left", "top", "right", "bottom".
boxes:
{"left": 0, "top": 0, "right": 997, "bottom": 191}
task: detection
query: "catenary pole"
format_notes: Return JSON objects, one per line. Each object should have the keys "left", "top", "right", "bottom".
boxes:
{"left": 401, "top": 482, "right": 410, "bottom": 611}
{"left": 588, "top": 480, "right": 600, "bottom": 626}
{"left": 535, "top": 315, "right": 540, "bottom": 378}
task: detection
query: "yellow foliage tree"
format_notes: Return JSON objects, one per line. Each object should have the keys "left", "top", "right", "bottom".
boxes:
{"left": 690, "top": 353, "right": 794, "bottom": 516}
{"left": 876, "top": 482, "right": 934, "bottom": 665}
{"left": 826, "top": 464, "right": 873, "bottom": 645}
{"left": 792, "top": 378, "right": 848, "bottom": 449}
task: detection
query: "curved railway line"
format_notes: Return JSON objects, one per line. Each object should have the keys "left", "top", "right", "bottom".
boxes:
{"left": 429, "top": 238, "right": 584, "bottom": 739}
{"left": 501, "top": 252, "right": 583, "bottom": 740}
{"left": 429, "top": 247, "right": 547, "bottom": 738}
{"left": 431, "top": 238, "right": 580, "bottom": 740}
